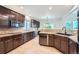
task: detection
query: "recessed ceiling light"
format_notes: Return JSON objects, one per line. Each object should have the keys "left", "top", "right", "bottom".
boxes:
{"left": 20, "top": 6, "right": 24, "bottom": 9}
{"left": 49, "top": 6, "right": 52, "bottom": 10}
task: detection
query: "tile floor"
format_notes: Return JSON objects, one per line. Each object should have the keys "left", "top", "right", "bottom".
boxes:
{"left": 8, "top": 36, "right": 62, "bottom": 54}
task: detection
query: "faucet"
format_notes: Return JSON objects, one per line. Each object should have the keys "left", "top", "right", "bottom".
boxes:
{"left": 62, "top": 26, "right": 66, "bottom": 34}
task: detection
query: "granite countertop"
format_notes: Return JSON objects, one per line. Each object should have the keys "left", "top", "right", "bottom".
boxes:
{"left": 39, "top": 31, "right": 78, "bottom": 43}
{"left": 0, "top": 29, "right": 34, "bottom": 38}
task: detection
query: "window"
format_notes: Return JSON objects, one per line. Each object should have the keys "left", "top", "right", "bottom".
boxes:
{"left": 73, "top": 20, "right": 78, "bottom": 29}
{"left": 66, "top": 21, "right": 72, "bottom": 29}
{"left": 26, "top": 22, "right": 30, "bottom": 29}
{"left": 66, "top": 20, "right": 78, "bottom": 29}
{"left": 43, "top": 23, "right": 54, "bottom": 29}
{"left": 24, "top": 20, "right": 31, "bottom": 29}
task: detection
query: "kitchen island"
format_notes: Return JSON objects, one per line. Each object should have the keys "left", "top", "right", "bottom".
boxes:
{"left": 39, "top": 32, "right": 78, "bottom": 54}
{"left": 0, "top": 28, "right": 35, "bottom": 54}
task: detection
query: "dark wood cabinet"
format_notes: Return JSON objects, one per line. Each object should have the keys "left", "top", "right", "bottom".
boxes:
{"left": 39, "top": 33, "right": 78, "bottom": 54}
{"left": 10, "top": 11, "right": 25, "bottom": 22}
{"left": 69, "top": 39, "right": 77, "bottom": 54}
{"left": 53, "top": 35, "right": 69, "bottom": 53}
{"left": 23, "top": 33, "right": 27, "bottom": 43}
{"left": 26, "top": 32, "right": 31, "bottom": 41}
{"left": 0, "top": 6, "right": 25, "bottom": 28}
{"left": 0, "top": 31, "right": 34, "bottom": 54}
{"left": 60, "top": 37, "right": 68, "bottom": 54}
{"left": 54, "top": 35, "right": 61, "bottom": 50}
{"left": 27, "top": 32, "right": 33, "bottom": 41}
{"left": 13, "top": 34, "right": 23, "bottom": 48}
{"left": 23, "top": 32, "right": 34, "bottom": 43}
{"left": 10, "top": 11, "right": 16, "bottom": 20}
{"left": 49, "top": 34, "right": 54, "bottom": 47}
{"left": 0, "top": 38, "right": 5, "bottom": 54}
{"left": 39, "top": 34, "right": 48, "bottom": 46}
{"left": 0, "top": 6, "right": 10, "bottom": 15}
{"left": 4, "top": 37, "right": 13, "bottom": 53}
{"left": 13, "top": 36, "right": 20, "bottom": 48}
{"left": 31, "top": 19, "right": 40, "bottom": 28}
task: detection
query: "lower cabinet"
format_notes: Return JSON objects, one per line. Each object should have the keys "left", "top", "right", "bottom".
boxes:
{"left": 26, "top": 32, "right": 31, "bottom": 41}
{"left": 39, "top": 34, "right": 48, "bottom": 46}
{"left": 13, "top": 34, "right": 23, "bottom": 48}
{"left": 49, "top": 34, "right": 54, "bottom": 47}
{"left": 54, "top": 35, "right": 61, "bottom": 50}
{"left": 0, "top": 31, "right": 34, "bottom": 54}
{"left": 69, "top": 39, "right": 77, "bottom": 54}
{"left": 0, "top": 38, "right": 5, "bottom": 54}
{"left": 4, "top": 37, "right": 13, "bottom": 53}
{"left": 23, "top": 33, "right": 27, "bottom": 43}
{"left": 60, "top": 37, "right": 68, "bottom": 54}
{"left": 39, "top": 33, "right": 78, "bottom": 54}
{"left": 23, "top": 32, "right": 34, "bottom": 43}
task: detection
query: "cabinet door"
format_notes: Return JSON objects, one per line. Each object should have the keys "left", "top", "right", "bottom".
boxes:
{"left": 69, "top": 40, "right": 77, "bottom": 54}
{"left": 54, "top": 35, "right": 61, "bottom": 50}
{"left": 13, "top": 35, "right": 20, "bottom": 48}
{"left": 23, "top": 33, "right": 28, "bottom": 43}
{"left": 39, "top": 34, "right": 47, "bottom": 46}
{"left": 23, "top": 33, "right": 31, "bottom": 43}
{"left": 19, "top": 35, "right": 24, "bottom": 45}
{"left": 26, "top": 33, "right": 30, "bottom": 42}
{"left": 27, "top": 32, "right": 33, "bottom": 41}
{"left": 49, "top": 34, "right": 54, "bottom": 47}
{"left": 14, "top": 38, "right": 20, "bottom": 48}
{"left": 60, "top": 37, "right": 68, "bottom": 54}
{"left": 0, "top": 39, "right": 5, "bottom": 54}
{"left": 0, "top": 6, "right": 9, "bottom": 15}
{"left": 13, "top": 34, "right": 23, "bottom": 48}
{"left": 23, "top": 32, "right": 34, "bottom": 43}
{"left": 5, "top": 38, "right": 13, "bottom": 53}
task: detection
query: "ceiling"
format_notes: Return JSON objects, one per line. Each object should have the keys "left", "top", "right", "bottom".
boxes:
{"left": 3, "top": 5, "right": 74, "bottom": 20}
{"left": 23, "top": 5, "right": 74, "bottom": 20}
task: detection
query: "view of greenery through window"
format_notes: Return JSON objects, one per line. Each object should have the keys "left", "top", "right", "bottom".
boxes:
{"left": 43, "top": 23, "right": 54, "bottom": 29}
{"left": 66, "top": 20, "right": 78, "bottom": 29}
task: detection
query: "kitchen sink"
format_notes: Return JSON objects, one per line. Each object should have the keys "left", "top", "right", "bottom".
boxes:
{"left": 56, "top": 33, "right": 73, "bottom": 36}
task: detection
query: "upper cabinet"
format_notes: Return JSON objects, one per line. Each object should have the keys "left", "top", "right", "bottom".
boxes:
{"left": 0, "top": 5, "right": 25, "bottom": 28}
{"left": 0, "top": 5, "right": 25, "bottom": 22}
{"left": 0, "top": 6, "right": 10, "bottom": 15}
{"left": 31, "top": 19, "right": 40, "bottom": 28}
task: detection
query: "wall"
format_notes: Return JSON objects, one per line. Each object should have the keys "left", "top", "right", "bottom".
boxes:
{"left": 39, "top": 6, "right": 78, "bottom": 30}
{"left": 39, "top": 18, "right": 64, "bottom": 29}
{"left": 61, "top": 7, "right": 78, "bottom": 29}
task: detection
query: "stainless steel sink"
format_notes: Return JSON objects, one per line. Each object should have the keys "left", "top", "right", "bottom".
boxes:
{"left": 56, "top": 33, "right": 73, "bottom": 36}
